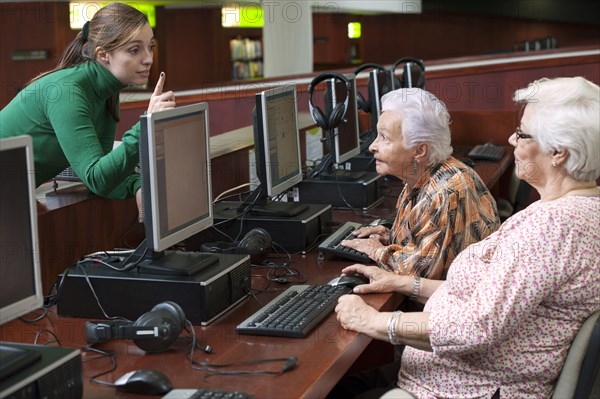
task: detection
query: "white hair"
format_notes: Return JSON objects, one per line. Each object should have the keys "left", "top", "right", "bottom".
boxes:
{"left": 513, "top": 77, "right": 600, "bottom": 182}
{"left": 381, "top": 88, "right": 453, "bottom": 165}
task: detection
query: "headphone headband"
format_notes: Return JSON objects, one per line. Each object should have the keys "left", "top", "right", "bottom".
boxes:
{"left": 354, "top": 63, "right": 386, "bottom": 76}
{"left": 307, "top": 72, "right": 351, "bottom": 95}
{"left": 392, "top": 57, "right": 426, "bottom": 89}
{"left": 308, "top": 72, "right": 351, "bottom": 132}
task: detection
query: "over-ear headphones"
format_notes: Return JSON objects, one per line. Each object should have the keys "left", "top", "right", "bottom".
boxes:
{"left": 308, "top": 72, "right": 351, "bottom": 132}
{"left": 200, "top": 228, "right": 272, "bottom": 264}
{"left": 84, "top": 301, "right": 187, "bottom": 353}
{"left": 353, "top": 63, "right": 393, "bottom": 113}
{"left": 392, "top": 57, "right": 426, "bottom": 88}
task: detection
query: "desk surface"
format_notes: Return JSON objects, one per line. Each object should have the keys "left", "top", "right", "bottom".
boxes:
{"left": 1, "top": 251, "right": 401, "bottom": 399}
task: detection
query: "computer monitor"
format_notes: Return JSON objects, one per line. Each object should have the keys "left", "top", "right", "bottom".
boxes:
{"left": 308, "top": 72, "right": 365, "bottom": 181}
{"left": 367, "top": 68, "right": 395, "bottom": 131}
{"left": 0, "top": 135, "right": 44, "bottom": 378}
{"left": 240, "top": 84, "right": 308, "bottom": 217}
{"left": 138, "top": 102, "right": 218, "bottom": 275}
{"left": 327, "top": 73, "right": 361, "bottom": 165}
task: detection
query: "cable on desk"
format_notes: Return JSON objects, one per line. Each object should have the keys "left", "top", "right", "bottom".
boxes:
{"left": 190, "top": 356, "right": 298, "bottom": 381}
{"left": 19, "top": 308, "right": 49, "bottom": 323}
{"left": 33, "top": 329, "right": 62, "bottom": 346}
{"left": 43, "top": 266, "right": 71, "bottom": 307}
{"left": 213, "top": 183, "right": 252, "bottom": 203}
{"left": 84, "top": 346, "right": 118, "bottom": 387}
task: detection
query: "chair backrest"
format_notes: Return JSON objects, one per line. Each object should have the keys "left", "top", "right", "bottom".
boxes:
{"left": 552, "top": 310, "right": 600, "bottom": 399}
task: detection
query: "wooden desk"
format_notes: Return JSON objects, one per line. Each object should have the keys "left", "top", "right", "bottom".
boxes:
{"left": 0, "top": 252, "right": 402, "bottom": 399}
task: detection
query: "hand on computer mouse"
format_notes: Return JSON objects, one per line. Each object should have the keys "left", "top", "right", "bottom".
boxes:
{"left": 340, "top": 264, "right": 403, "bottom": 294}
{"left": 114, "top": 369, "right": 173, "bottom": 395}
{"left": 328, "top": 274, "right": 369, "bottom": 289}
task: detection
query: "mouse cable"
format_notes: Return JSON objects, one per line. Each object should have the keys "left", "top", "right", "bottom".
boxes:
{"left": 190, "top": 357, "right": 297, "bottom": 381}
{"left": 33, "top": 329, "right": 62, "bottom": 346}
{"left": 184, "top": 319, "right": 213, "bottom": 361}
{"left": 83, "top": 346, "right": 118, "bottom": 387}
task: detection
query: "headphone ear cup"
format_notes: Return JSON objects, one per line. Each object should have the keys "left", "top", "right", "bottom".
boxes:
{"left": 311, "top": 105, "right": 330, "bottom": 131}
{"left": 356, "top": 92, "right": 370, "bottom": 113}
{"left": 329, "top": 102, "right": 347, "bottom": 129}
{"left": 152, "top": 301, "right": 186, "bottom": 331}
{"left": 239, "top": 228, "right": 272, "bottom": 263}
{"left": 133, "top": 303, "right": 183, "bottom": 353}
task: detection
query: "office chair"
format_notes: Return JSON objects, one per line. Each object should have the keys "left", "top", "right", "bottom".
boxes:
{"left": 552, "top": 310, "right": 600, "bottom": 399}
{"left": 496, "top": 166, "right": 532, "bottom": 222}
{"left": 380, "top": 310, "right": 600, "bottom": 399}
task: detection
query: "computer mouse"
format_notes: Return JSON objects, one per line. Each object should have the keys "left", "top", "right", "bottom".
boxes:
{"left": 459, "top": 157, "right": 476, "bottom": 168}
{"left": 328, "top": 274, "right": 369, "bottom": 288}
{"left": 114, "top": 369, "right": 173, "bottom": 395}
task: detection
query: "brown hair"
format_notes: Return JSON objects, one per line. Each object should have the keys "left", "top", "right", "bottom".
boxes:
{"left": 30, "top": 3, "right": 149, "bottom": 121}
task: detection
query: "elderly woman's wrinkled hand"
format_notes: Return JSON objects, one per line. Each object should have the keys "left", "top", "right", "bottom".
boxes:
{"left": 341, "top": 236, "right": 384, "bottom": 260}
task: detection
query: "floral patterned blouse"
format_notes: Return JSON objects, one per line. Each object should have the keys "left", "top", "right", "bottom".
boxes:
{"left": 397, "top": 195, "right": 600, "bottom": 398}
{"left": 375, "top": 157, "right": 500, "bottom": 280}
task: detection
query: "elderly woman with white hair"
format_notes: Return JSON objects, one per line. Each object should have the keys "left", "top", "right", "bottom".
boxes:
{"left": 342, "top": 88, "right": 500, "bottom": 281}
{"left": 331, "top": 77, "right": 600, "bottom": 399}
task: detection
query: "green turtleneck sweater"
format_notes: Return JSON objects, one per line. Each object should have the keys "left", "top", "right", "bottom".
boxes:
{"left": 0, "top": 60, "right": 141, "bottom": 200}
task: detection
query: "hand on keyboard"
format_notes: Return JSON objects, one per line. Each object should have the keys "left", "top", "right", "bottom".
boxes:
{"left": 318, "top": 221, "right": 387, "bottom": 263}
{"left": 352, "top": 225, "right": 390, "bottom": 245}
{"left": 340, "top": 235, "right": 382, "bottom": 261}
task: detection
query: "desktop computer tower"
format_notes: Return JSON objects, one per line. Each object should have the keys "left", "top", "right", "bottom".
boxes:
{"left": 194, "top": 202, "right": 333, "bottom": 253}
{"left": 296, "top": 172, "right": 385, "bottom": 210}
{"left": 0, "top": 343, "right": 82, "bottom": 399}
{"left": 56, "top": 253, "right": 251, "bottom": 325}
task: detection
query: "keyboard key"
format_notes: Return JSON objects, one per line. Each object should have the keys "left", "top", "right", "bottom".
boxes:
{"left": 162, "top": 388, "right": 254, "bottom": 399}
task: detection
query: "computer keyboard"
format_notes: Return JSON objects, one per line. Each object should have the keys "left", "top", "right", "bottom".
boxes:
{"left": 162, "top": 389, "right": 254, "bottom": 399}
{"left": 468, "top": 143, "right": 506, "bottom": 161}
{"left": 236, "top": 284, "right": 352, "bottom": 338}
{"left": 318, "top": 221, "right": 372, "bottom": 263}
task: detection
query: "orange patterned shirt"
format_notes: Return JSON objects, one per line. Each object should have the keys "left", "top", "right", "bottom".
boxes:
{"left": 375, "top": 157, "right": 500, "bottom": 280}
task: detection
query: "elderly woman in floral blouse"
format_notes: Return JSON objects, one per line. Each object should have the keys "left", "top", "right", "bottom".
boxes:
{"left": 332, "top": 76, "right": 600, "bottom": 399}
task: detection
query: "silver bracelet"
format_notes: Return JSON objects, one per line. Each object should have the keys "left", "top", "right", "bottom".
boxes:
{"left": 409, "top": 275, "right": 421, "bottom": 301}
{"left": 387, "top": 311, "right": 402, "bottom": 344}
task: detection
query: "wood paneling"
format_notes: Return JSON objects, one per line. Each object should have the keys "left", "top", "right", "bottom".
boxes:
{"left": 3, "top": 2, "right": 598, "bottom": 108}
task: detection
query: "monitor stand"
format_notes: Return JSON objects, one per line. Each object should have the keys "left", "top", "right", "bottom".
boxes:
{"left": 246, "top": 201, "right": 308, "bottom": 217}
{"left": 136, "top": 250, "right": 219, "bottom": 276}
{"left": 0, "top": 343, "right": 42, "bottom": 381}
{"left": 317, "top": 169, "right": 366, "bottom": 182}
{"left": 236, "top": 187, "right": 308, "bottom": 217}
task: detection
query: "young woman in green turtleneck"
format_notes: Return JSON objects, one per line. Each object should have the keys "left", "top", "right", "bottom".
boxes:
{"left": 0, "top": 3, "right": 175, "bottom": 206}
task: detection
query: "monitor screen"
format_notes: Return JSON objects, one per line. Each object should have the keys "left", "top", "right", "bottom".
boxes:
{"left": 327, "top": 73, "right": 360, "bottom": 165}
{"left": 0, "top": 135, "right": 44, "bottom": 325}
{"left": 242, "top": 84, "right": 307, "bottom": 217}
{"left": 139, "top": 102, "right": 218, "bottom": 274}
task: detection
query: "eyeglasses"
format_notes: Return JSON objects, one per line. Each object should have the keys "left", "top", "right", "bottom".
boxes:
{"left": 515, "top": 127, "right": 533, "bottom": 141}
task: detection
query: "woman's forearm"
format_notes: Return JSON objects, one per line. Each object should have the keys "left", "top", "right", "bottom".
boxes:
{"left": 394, "top": 311, "right": 432, "bottom": 351}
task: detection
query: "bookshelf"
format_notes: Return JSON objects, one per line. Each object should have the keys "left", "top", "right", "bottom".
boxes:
{"left": 230, "top": 37, "right": 263, "bottom": 80}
